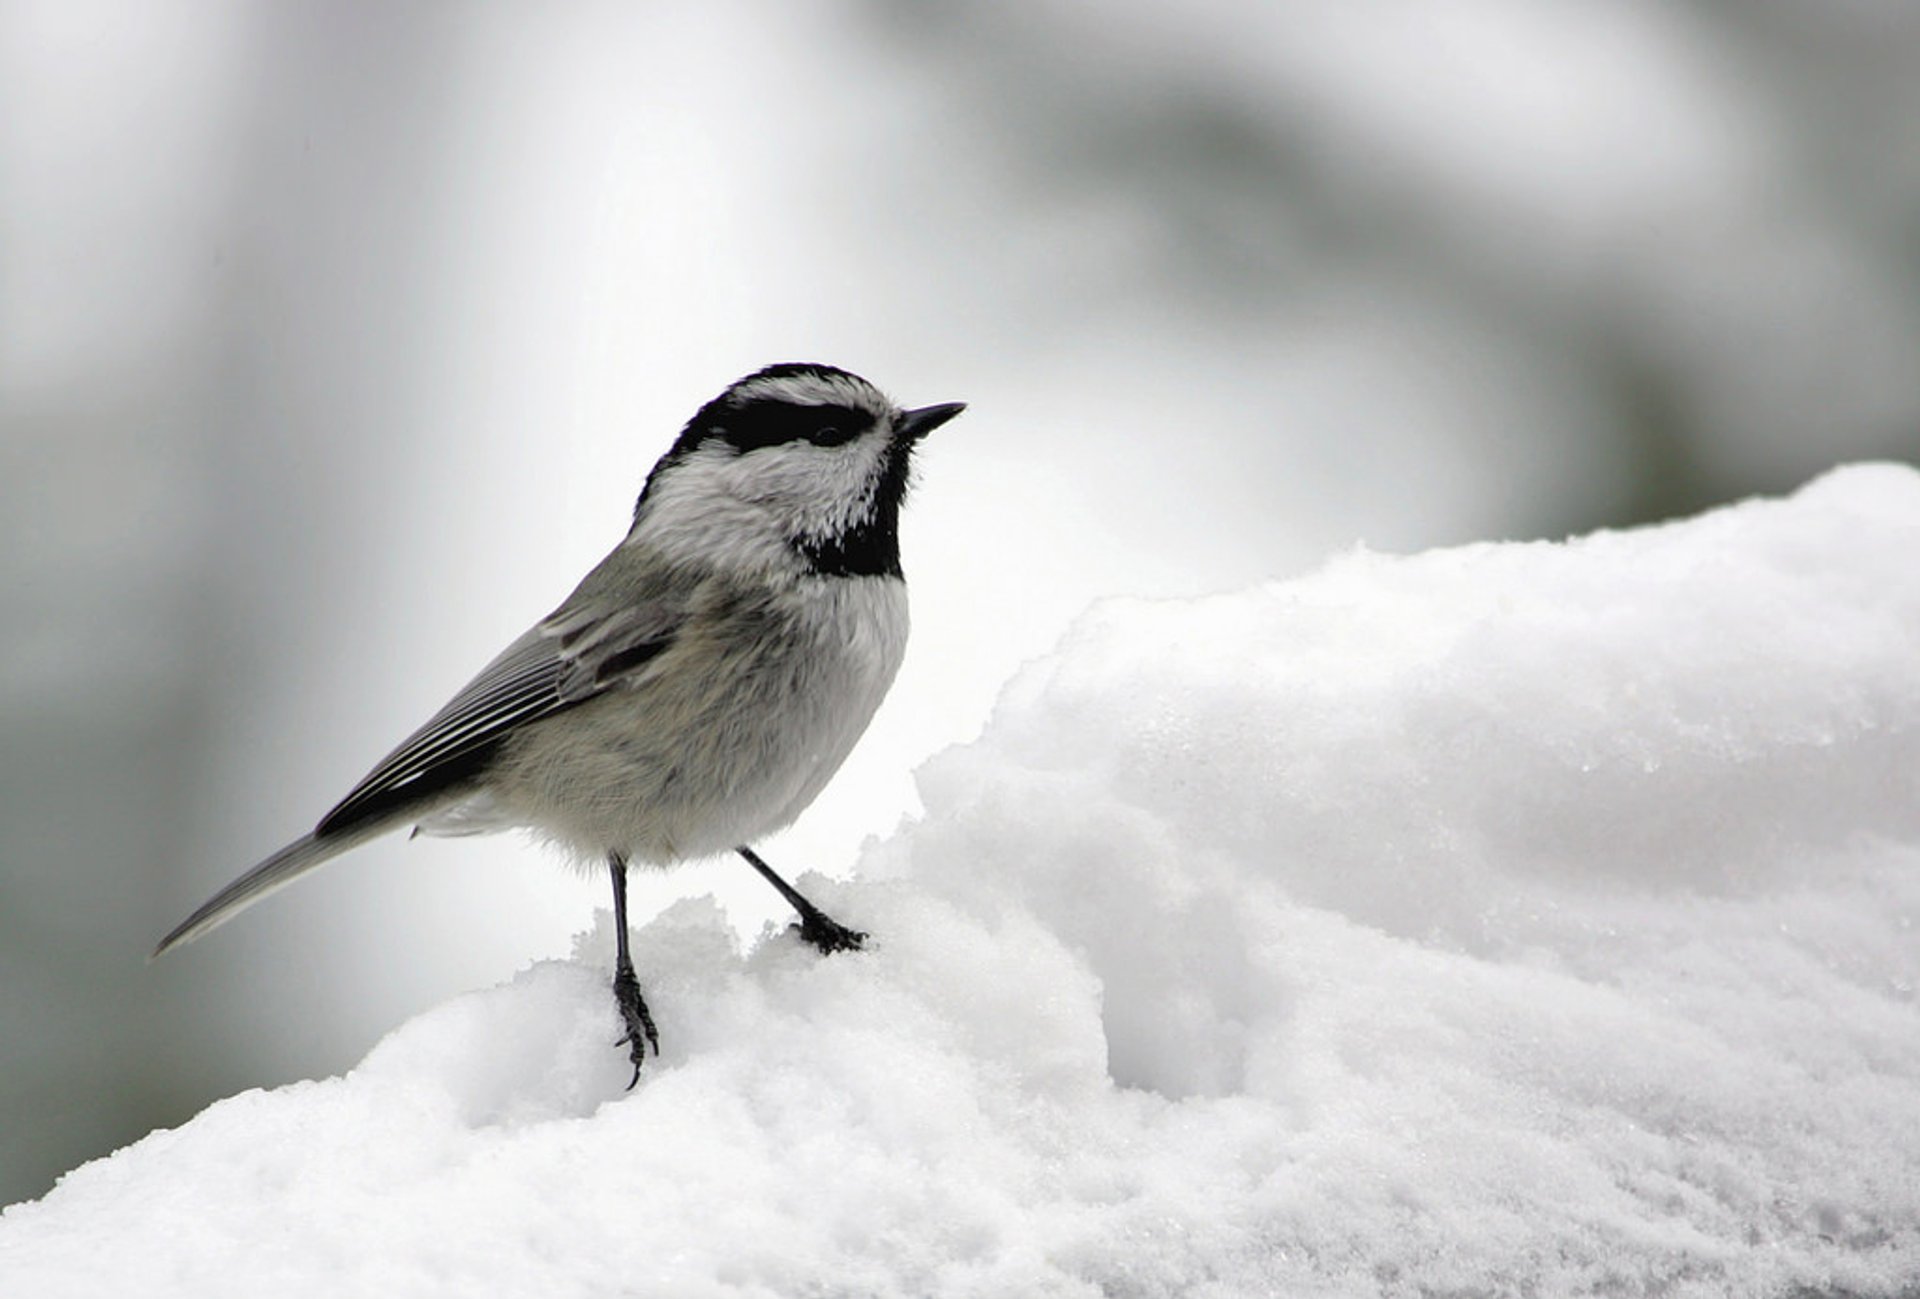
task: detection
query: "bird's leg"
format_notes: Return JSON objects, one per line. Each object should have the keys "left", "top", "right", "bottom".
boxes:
{"left": 608, "top": 853, "right": 658, "bottom": 1087}
{"left": 736, "top": 846, "right": 867, "bottom": 954}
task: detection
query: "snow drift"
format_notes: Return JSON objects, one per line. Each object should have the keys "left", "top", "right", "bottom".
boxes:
{"left": 5, "top": 463, "right": 1919, "bottom": 1298}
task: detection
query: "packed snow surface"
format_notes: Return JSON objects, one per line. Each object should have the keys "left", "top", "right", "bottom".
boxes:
{"left": 6, "top": 464, "right": 1920, "bottom": 1297}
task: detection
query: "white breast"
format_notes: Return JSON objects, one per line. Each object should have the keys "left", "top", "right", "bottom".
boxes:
{"left": 761, "top": 575, "right": 911, "bottom": 829}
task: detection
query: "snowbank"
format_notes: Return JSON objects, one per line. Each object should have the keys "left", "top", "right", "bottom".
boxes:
{"left": 6, "top": 464, "right": 1919, "bottom": 1298}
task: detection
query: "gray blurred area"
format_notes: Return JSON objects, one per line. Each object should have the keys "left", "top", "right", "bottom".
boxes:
{"left": 3, "top": 0, "right": 1917, "bottom": 1207}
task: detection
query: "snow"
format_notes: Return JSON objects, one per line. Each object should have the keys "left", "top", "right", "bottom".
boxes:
{"left": 6, "top": 463, "right": 1920, "bottom": 1297}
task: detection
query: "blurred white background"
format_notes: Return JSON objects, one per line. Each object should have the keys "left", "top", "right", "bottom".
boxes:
{"left": 3, "top": 0, "right": 1917, "bottom": 1206}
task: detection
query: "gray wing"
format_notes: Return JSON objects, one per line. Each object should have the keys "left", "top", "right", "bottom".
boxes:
{"left": 315, "top": 573, "right": 688, "bottom": 836}
{"left": 155, "top": 599, "right": 684, "bottom": 959}
{"left": 152, "top": 548, "right": 697, "bottom": 958}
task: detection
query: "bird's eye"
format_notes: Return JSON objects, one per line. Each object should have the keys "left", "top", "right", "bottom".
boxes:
{"left": 802, "top": 408, "right": 868, "bottom": 447}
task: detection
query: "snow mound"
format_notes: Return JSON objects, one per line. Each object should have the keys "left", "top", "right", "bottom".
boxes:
{"left": 6, "top": 464, "right": 1920, "bottom": 1298}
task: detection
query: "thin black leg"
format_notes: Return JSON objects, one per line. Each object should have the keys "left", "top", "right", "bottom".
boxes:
{"left": 608, "top": 852, "right": 658, "bottom": 1087}
{"left": 736, "top": 846, "right": 867, "bottom": 954}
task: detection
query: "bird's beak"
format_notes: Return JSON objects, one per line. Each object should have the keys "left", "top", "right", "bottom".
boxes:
{"left": 896, "top": 401, "right": 966, "bottom": 440}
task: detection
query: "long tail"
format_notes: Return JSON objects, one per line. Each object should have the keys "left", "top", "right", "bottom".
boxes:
{"left": 152, "top": 814, "right": 405, "bottom": 958}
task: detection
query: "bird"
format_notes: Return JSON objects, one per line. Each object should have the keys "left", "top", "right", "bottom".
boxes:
{"left": 154, "top": 362, "right": 965, "bottom": 1084}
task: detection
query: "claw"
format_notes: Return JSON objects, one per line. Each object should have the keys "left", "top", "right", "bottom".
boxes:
{"left": 796, "top": 912, "right": 867, "bottom": 955}
{"left": 612, "top": 963, "right": 659, "bottom": 1089}
{"left": 737, "top": 847, "right": 868, "bottom": 957}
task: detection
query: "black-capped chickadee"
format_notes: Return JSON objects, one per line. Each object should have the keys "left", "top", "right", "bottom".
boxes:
{"left": 156, "top": 362, "right": 965, "bottom": 1083}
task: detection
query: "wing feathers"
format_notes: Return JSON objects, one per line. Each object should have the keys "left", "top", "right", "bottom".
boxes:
{"left": 313, "top": 630, "right": 563, "bottom": 835}
{"left": 159, "top": 546, "right": 698, "bottom": 956}
{"left": 313, "top": 592, "right": 682, "bottom": 838}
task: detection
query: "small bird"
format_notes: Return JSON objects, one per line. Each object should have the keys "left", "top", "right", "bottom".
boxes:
{"left": 155, "top": 362, "right": 964, "bottom": 1083}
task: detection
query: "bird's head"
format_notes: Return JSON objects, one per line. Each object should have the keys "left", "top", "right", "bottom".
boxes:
{"left": 632, "top": 363, "right": 964, "bottom": 578}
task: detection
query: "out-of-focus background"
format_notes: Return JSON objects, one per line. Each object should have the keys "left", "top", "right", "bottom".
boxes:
{"left": 2, "top": 0, "right": 1916, "bottom": 1207}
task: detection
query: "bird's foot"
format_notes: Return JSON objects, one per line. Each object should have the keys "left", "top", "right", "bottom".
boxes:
{"left": 794, "top": 907, "right": 867, "bottom": 956}
{"left": 612, "top": 964, "right": 659, "bottom": 1089}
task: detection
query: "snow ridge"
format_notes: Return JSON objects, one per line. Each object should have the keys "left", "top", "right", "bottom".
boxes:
{"left": 5, "top": 464, "right": 1918, "bottom": 1298}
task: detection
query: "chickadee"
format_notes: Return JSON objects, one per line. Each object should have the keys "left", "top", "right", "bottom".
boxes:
{"left": 156, "top": 362, "right": 964, "bottom": 1083}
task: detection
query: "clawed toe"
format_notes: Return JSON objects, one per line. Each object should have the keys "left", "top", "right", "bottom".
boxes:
{"left": 612, "top": 964, "right": 659, "bottom": 1089}
{"left": 796, "top": 912, "right": 867, "bottom": 955}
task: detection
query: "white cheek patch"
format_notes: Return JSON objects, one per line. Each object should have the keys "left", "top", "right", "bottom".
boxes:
{"left": 636, "top": 434, "right": 892, "bottom": 569}
{"left": 735, "top": 433, "right": 889, "bottom": 540}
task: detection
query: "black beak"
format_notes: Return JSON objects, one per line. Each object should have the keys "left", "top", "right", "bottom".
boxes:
{"left": 896, "top": 401, "right": 966, "bottom": 440}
